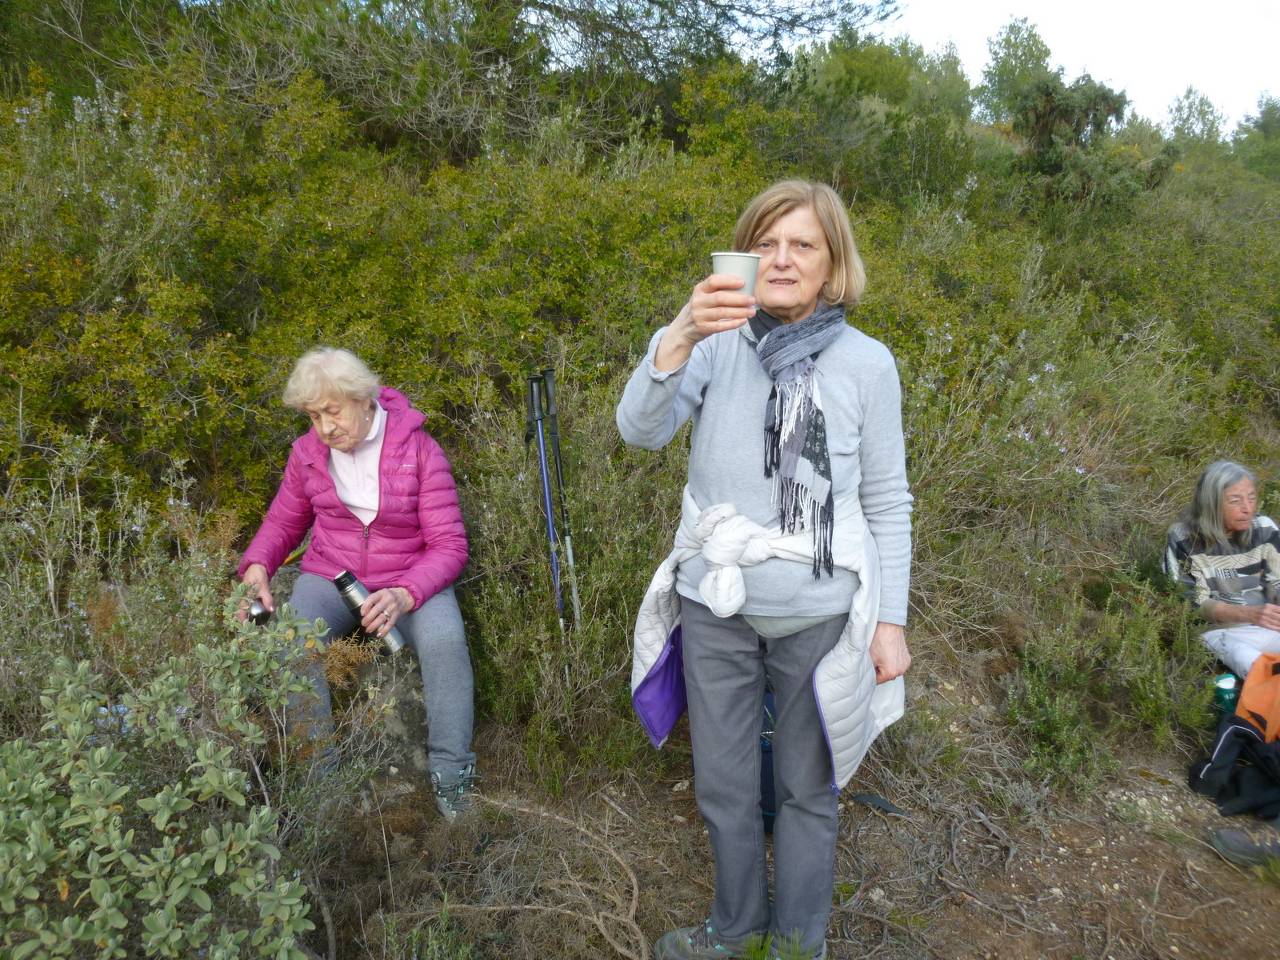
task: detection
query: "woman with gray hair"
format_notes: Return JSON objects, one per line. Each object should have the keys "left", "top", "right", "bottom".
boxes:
{"left": 1166, "top": 459, "right": 1280, "bottom": 677}
{"left": 618, "top": 181, "right": 913, "bottom": 960}
{"left": 238, "top": 347, "right": 477, "bottom": 819}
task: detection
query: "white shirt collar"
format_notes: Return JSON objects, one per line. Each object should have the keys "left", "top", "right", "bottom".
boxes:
{"left": 357, "top": 400, "right": 386, "bottom": 448}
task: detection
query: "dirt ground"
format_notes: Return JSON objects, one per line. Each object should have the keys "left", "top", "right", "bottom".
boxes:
{"left": 327, "top": 724, "right": 1280, "bottom": 960}
{"left": 923, "top": 763, "right": 1279, "bottom": 959}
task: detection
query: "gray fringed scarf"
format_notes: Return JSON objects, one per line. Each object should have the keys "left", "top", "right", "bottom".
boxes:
{"left": 754, "top": 303, "right": 847, "bottom": 577}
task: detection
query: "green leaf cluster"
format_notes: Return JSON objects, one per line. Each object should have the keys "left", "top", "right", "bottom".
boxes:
{"left": 1, "top": 625, "right": 320, "bottom": 958}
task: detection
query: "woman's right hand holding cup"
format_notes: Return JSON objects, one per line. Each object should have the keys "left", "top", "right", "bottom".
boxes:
{"left": 655, "top": 275, "right": 757, "bottom": 372}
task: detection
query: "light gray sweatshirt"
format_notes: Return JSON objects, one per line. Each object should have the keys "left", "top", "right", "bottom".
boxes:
{"left": 617, "top": 321, "right": 913, "bottom": 625}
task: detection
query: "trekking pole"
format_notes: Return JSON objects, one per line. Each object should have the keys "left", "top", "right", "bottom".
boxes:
{"left": 540, "top": 368, "right": 583, "bottom": 625}
{"left": 526, "top": 375, "right": 565, "bottom": 638}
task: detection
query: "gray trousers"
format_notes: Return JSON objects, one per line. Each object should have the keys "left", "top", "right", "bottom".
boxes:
{"left": 289, "top": 573, "right": 476, "bottom": 775}
{"left": 682, "top": 598, "right": 845, "bottom": 956}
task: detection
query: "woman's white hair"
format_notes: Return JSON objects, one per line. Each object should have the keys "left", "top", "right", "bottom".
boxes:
{"left": 1184, "top": 459, "right": 1258, "bottom": 550}
{"left": 282, "top": 347, "right": 380, "bottom": 410}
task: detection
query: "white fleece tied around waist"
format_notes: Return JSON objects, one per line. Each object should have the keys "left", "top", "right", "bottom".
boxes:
{"left": 631, "top": 491, "right": 904, "bottom": 788}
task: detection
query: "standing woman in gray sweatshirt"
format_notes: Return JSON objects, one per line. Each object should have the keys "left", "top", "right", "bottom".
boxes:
{"left": 618, "top": 180, "right": 913, "bottom": 960}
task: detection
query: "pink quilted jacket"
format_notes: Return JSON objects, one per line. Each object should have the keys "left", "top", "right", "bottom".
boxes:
{"left": 237, "top": 387, "right": 468, "bottom": 609}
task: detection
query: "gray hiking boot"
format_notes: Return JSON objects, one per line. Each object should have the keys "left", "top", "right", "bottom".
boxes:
{"left": 1211, "top": 816, "right": 1280, "bottom": 866}
{"left": 430, "top": 763, "right": 476, "bottom": 821}
{"left": 653, "top": 919, "right": 753, "bottom": 959}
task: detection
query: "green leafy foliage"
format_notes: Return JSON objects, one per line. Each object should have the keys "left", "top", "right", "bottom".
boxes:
{"left": 1234, "top": 94, "right": 1280, "bottom": 181}
{"left": 0, "top": 440, "right": 413, "bottom": 955}
{"left": 1169, "top": 85, "right": 1227, "bottom": 144}
{"left": 0, "top": 619, "right": 320, "bottom": 957}
{"left": 805, "top": 28, "right": 914, "bottom": 107}
{"left": 978, "top": 17, "right": 1053, "bottom": 124}
{"left": 779, "top": 33, "right": 977, "bottom": 201}
{"left": 1007, "top": 586, "right": 1212, "bottom": 786}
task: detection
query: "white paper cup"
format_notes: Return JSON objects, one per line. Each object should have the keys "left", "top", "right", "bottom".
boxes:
{"left": 711, "top": 251, "right": 761, "bottom": 297}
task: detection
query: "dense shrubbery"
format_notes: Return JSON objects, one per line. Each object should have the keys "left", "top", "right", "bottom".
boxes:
{"left": 0, "top": 443, "right": 418, "bottom": 956}
{"left": 2, "top": 0, "right": 1279, "bottom": 881}
{"left": 1, "top": 652, "right": 316, "bottom": 959}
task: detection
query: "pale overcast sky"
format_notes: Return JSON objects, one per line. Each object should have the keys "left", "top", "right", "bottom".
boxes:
{"left": 877, "top": 0, "right": 1278, "bottom": 132}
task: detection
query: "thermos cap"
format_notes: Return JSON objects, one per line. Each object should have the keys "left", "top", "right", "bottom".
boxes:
{"left": 333, "top": 570, "right": 357, "bottom": 589}
{"left": 247, "top": 599, "right": 271, "bottom": 625}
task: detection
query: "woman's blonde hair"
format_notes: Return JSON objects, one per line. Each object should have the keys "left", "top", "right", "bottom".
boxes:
{"left": 731, "top": 180, "right": 866, "bottom": 307}
{"left": 282, "top": 347, "right": 380, "bottom": 410}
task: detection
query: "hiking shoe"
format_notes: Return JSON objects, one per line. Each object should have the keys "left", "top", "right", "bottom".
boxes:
{"left": 430, "top": 763, "right": 476, "bottom": 821}
{"left": 1211, "top": 817, "right": 1280, "bottom": 866}
{"left": 653, "top": 919, "right": 752, "bottom": 959}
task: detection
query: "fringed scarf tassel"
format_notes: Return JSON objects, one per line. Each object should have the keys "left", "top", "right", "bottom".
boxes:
{"left": 764, "top": 370, "right": 835, "bottom": 578}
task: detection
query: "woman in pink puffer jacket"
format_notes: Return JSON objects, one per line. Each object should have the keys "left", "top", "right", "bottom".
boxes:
{"left": 238, "top": 347, "right": 475, "bottom": 819}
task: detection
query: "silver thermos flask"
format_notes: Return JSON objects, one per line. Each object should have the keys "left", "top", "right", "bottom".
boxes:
{"left": 333, "top": 570, "right": 405, "bottom": 654}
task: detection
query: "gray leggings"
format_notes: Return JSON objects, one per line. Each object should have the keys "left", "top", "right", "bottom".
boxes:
{"left": 288, "top": 573, "right": 476, "bottom": 775}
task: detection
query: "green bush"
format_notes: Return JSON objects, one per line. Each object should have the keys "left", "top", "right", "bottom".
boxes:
{"left": 0, "top": 624, "right": 320, "bottom": 959}
{"left": 1007, "top": 583, "right": 1212, "bottom": 786}
{"left": 0, "top": 435, "right": 245, "bottom": 738}
{"left": 0, "top": 73, "right": 762, "bottom": 523}
{"left": 0, "top": 438, "right": 390, "bottom": 957}
{"left": 458, "top": 368, "right": 690, "bottom": 787}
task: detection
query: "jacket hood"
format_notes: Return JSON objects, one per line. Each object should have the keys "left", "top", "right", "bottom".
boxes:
{"left": 377, "top": 386, "right": 425, "bottom": 437}
{"left": 295, "top": 386, "right": 425, "bottom": 463}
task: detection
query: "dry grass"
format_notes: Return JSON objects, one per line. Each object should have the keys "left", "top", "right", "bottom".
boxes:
{"left": 325, "top": 635, "right": 380, "bottom": 691}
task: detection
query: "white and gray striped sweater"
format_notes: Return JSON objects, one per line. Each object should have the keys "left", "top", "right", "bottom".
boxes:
{"left": 1165, "top": 516, "right": 1280, "bottom": 617}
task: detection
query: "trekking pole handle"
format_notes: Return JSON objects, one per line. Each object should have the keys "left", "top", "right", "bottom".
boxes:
{"left": 527, "top": 375, "right": 544, "bottom": 423}
{"left": 541, "top": 368, "right": 558, "bottom": 418}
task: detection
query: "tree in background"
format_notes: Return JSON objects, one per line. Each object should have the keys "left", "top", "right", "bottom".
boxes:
{"left": 978, "top": 17, "right": 1052, "bottom": 124}
{"left": 1009, "top": 70, "right": 1179, "bottom": 215}
{"left": 909, "top": 41, "right": 972, "bottom": 122}
{"left": 1168, "top": 85, "right": 1226, "bottom": 144}
{"left": 1014, "top": 72, "right": 1127, "bottom": 162}
{"left": 510, "top": 0, "right": 899, "bottom": 72}
{"left": 5, "top": 0, "right": 899, "bottom": 159}
{"left": 1242, "top": 94, "right": 1280, "bottom": 139}
{"left": 1234, "top": 93, "right": 1280, "bottom": 181}
{"left": 0, "top": 0, "right": 178, "bottom": 98}
{"left": 803, "top": 27, "right": 913, "bottom": 107}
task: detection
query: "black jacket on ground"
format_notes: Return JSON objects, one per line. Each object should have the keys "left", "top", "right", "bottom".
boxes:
{"left": 1189, "top": 714, "right": 1280, "bottom": 819}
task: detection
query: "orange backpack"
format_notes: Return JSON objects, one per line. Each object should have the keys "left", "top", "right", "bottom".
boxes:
{"left": 1237, "top": 653, "right": 1280, "bottom": 743}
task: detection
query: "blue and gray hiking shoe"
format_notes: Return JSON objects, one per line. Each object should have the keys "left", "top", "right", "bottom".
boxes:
{"left": 430, "top": 763, "right": 476, "bottom": 821}
{"left": 653, "top": 919, "right": 752, "bottom": 959}
{"left": 1211, "top": 816, "right": 1280, "bottom": 866}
